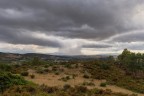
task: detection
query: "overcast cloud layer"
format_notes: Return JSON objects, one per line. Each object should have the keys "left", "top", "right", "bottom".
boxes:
{"left": 0, "top": 0, "right": 144, "bottom": 55}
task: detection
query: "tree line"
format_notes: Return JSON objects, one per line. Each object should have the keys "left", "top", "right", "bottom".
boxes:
{"left": 118, "top": 49, "right": 144, "bottom": 78}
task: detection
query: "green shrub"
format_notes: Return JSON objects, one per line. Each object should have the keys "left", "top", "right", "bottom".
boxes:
{"left": 21, "top": 71, "right": 29, "bottom": 76}
{"left": 44, "top": 65, "right": 49, "bottom": 68}
{"left": 100, "top": 63, "right": 110, "bottom": 70}
{"left": 0, "top": 72, "right": 27, "bottom": 93}
{"left": 100, "top": 82, "right": 107, "bottom": 87}
{"left": 31, "top": 57, "right": 41, "bottom": 65}
{"left": 0, "top": 64, "right": 12, "bottom": 72}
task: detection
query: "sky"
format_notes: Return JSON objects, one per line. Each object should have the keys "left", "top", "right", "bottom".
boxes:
{"left": 0, "top": 0, "right": 144, "bottom": 55}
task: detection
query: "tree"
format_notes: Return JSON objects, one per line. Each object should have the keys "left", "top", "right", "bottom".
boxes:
{"left": 118, "top": 49, "right": 131, "bottom": 67}
{"left": 118, "top": 49, "right": 144, "bottom": 78}
{"left": 107, "top": 56, "right": 115, "bottom": 63}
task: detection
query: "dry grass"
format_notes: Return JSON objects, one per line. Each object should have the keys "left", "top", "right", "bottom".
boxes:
{"left": 25, "top": 69, "right": 144, "bottom": 96}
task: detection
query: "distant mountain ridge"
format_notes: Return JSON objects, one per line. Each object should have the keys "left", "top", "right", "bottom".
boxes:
{"left": 0, "top": 52, "right": 117, "bottom": 61}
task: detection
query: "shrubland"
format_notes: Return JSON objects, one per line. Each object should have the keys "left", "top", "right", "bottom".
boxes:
{"left": 1, "top": 49, "right": 144, "bottom": 95}
{"left": 83, "top": 49, "right": 144, "bottom": 93}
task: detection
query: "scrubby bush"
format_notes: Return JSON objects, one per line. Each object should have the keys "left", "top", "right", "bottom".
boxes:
{"left": 56, "top": 91, "right": 69, "bottom": 96}
{"left": 52, "top": 66, "right": 58, "bottom": 71}
{"left": 64, "top": 64, "right": 72, "bottom": 68}
{"left": 55, "top": 72, "right": 60, "bottom": 75}
{"left": 100, "top": 82, "right": 107, "bottom": 87}
{"left": 31, "top": 57, "right": 41, "bottom": 65}
{"left": 36, "top": 68, "right": 44, "bottom": 74}
{"left": 40, "top": 84, "right": 58, "bottom": 93}
{"left": 44, "top": 68, "right": 49, "bottom": 72}
{"left": 130, "top": 94, "right": 138, "bottom": 96}
{"left": 0, "top": 72, "right": 27, "bottom": 93}
{"left": 72, "top": 74, "right": 77, "bottom": 79}
{"left": 100, "top": 63, "right": 110, "bottom": 70}
{"left": 21, "top": 71, "right": 29, "bottom": 76}
{"left": 44, "top": 65, "right": 49, "bottom": 68}
{"left": 30, "top": 74, "right": 35, "bottom": 79}
{"left": 14, "top": 64, "right": 21, "bottom": 68}
{"left": 60, "top": 76, "right": 70, "bottom": 82}
{"left": 82, "top": 82, "right": 95, "bottom": 86}
{"left": 83, "top": 74, "right": 90, "bottom": 79}
{"left": 65, "top": 76, "right": 70, "bottom": 80}
{"left": 1, "top": 84, "right": 138, "bottom": 96}
{"left": 91, "top": 88, "right": 104, "bottom": 94}
{"left": 0, "top": 64, "right": 12, "bottom": 72}
{"left": 105, "top": 89, "right": 112, "bottom": 94}
{"left": 75, "top": 86, "right": 88, "bottom": 93}
{"left": 3, "top": 84, "right": 37, "bottom": 96}
{"left": 63, "top": 84, "right": 71, "bottom": 90}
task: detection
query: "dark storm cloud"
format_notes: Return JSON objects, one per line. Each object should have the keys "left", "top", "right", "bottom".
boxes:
{"left": 0, "top": 0, "right": 143, "bottom": 50}
{"left": 112, "top": 32, "right": 144, "bottom": 42}
{"left": 82, "top": 43, "right": 112, "bottom": 48}
{"left": 0, "top": 27, "right": 61, "bottom": 47}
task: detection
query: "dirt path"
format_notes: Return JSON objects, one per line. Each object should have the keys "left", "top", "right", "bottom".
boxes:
{"left": 25, "top": 69, "right": 144, "bottom": 96}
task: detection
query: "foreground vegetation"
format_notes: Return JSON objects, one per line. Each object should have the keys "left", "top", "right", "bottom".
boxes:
{"left": 1, "top": 49, "right": 144, "bottom": 96}
{"left": 1, "top": 83, "right": 138, "bottom": 96}
{"left": 83, "top": 49, "right": 144, "bottom": 93}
